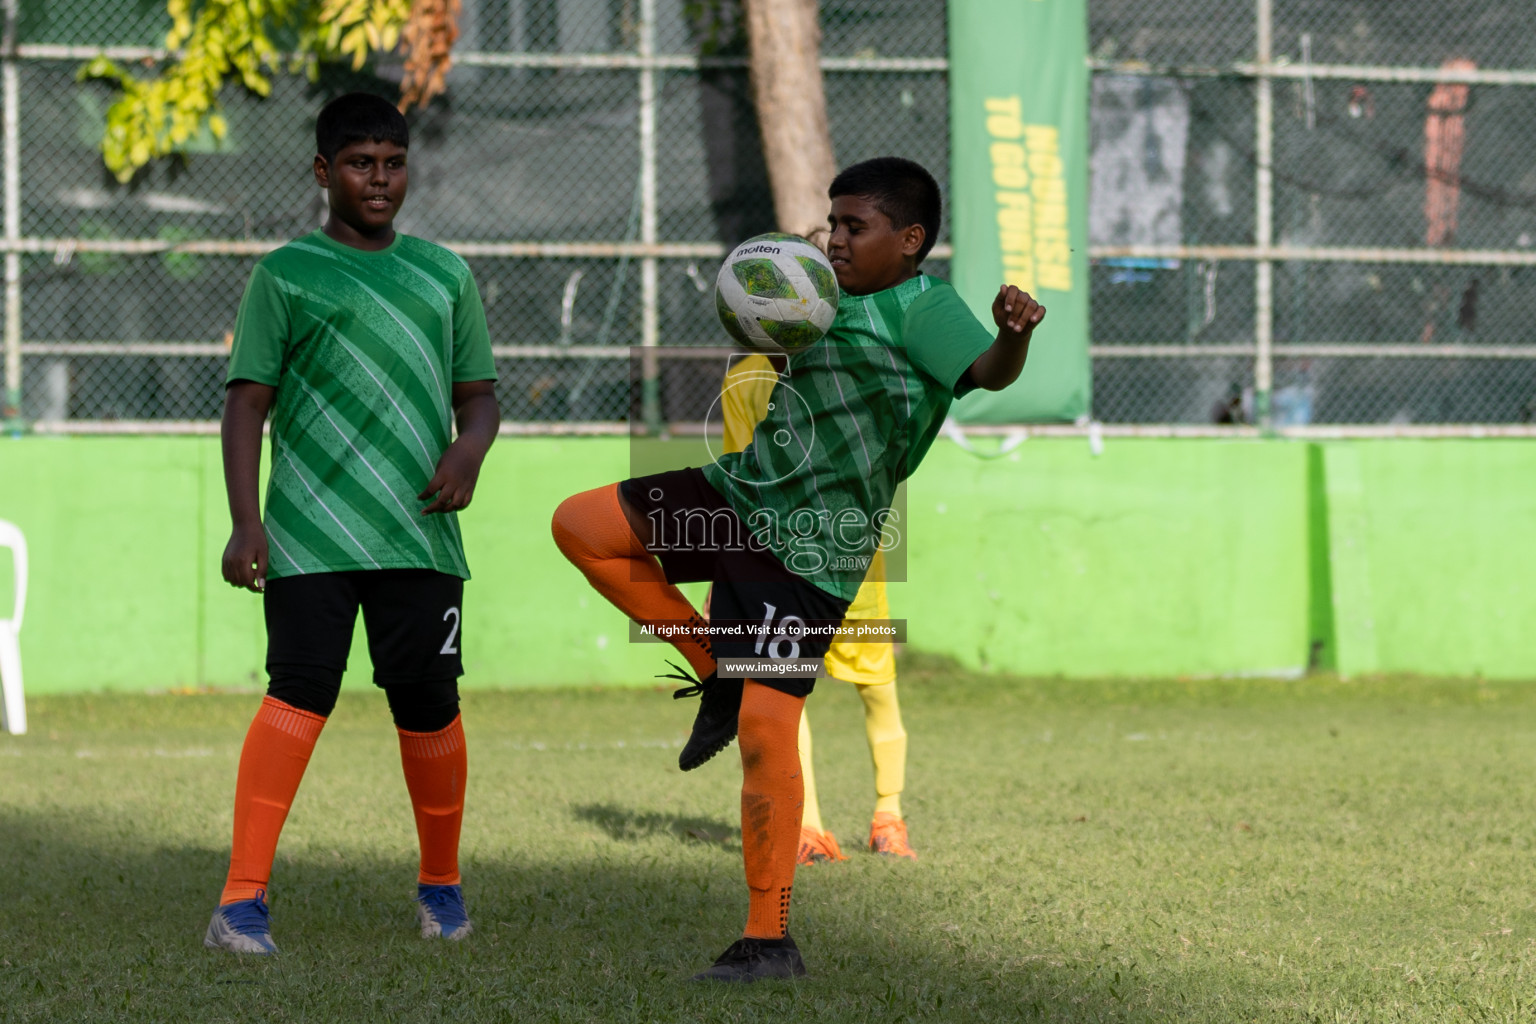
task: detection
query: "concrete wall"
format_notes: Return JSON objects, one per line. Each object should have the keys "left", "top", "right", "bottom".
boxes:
{"left": 0, "top": 436, "right": 1530, "bottom": 693}
{"left": 1320, "top": 442, "right": 1536, "bottom": 679}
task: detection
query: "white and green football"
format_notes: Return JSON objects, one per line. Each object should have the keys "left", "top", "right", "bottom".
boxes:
{"left": 714, "top": 232, "right": 840, "bottom": 353}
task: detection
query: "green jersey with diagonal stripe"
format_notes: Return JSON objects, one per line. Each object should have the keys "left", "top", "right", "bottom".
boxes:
{"left": 227, "top": 230, "right": 495, "bottom": 580}
{"left": 702, "top": 273, "right": 994, "bottom": 600}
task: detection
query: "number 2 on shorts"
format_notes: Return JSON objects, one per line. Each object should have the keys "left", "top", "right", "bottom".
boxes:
{"left": 440, "top": 606, "right": 461, "bottom": 655}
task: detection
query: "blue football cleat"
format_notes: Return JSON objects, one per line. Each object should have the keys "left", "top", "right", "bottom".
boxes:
{"left": 416, "top": 883, "right": 473, "bottom": 940}
{"left": 204, "top": 891, "right": 278, "bottom": 954}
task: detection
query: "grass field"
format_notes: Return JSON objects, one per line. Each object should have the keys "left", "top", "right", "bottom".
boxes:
{"left": 5, "top": 658, "right": 1536, "bottom": 1022}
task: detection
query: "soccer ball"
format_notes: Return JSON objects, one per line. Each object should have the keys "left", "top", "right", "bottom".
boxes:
{"left": 714, "top": 232, "right": 840, "bottom": 353}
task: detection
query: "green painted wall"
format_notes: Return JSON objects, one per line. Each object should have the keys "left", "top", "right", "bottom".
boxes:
{"left": 0, "top": 437, "right": 262, "bottom": 693}
{"left": 0, "top": 436, "right": 1530, "bottom": 693}
{"left": 1323, "top": 441, "right": 1536, "bottom": 679}
{"left": 900, "top": 440, "right": 1310, "bottom": 677}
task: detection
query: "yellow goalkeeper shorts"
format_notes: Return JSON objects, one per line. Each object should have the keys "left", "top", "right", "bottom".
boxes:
{"left": 823, "top": 577, "right": 896, "bottom": 685}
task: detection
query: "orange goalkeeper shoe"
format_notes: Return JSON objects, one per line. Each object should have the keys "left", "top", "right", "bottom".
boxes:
{"left": 867, "top": 812, "right": 917, "bottom": 860}
{"left": 797, "top": 826, "right": 847, "bottom": 865}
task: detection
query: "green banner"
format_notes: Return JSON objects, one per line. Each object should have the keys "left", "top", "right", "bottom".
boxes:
{"left": 948, "top": 0, "right": 1091, "bottom": 424}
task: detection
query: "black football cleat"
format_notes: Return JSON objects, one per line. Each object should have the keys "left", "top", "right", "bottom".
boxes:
{"left": 659, "top": 661, "right": 743, "bottom": 771}
{"left": 690, "top": 935, "right": 807, "bottom": 982}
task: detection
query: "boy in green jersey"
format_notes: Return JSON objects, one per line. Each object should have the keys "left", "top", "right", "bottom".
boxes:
{"left": 205, "top": 93, "right": 500, "bottom": 954}
{"left": 553, "top": 156, "right": 1045, "bottom": 981}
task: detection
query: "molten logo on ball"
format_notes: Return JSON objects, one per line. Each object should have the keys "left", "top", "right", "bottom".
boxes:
{"left": 714, "top": 232, "right": 840, "bottom": 354}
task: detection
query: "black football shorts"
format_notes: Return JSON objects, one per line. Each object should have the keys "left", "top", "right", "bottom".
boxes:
{"left": 619, "top": 467, "right": 851, "bottom": 698}
{"left": 263, "top": 568, "right": 465, "bottom": 688}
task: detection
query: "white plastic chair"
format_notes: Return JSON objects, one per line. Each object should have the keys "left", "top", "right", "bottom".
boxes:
{"left": 0, "top": 519, "right": 26, "bottom": 735}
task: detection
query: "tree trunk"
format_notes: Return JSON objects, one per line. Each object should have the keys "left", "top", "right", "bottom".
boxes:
{"left": 743, "top": 0, "right": 837, "bottom": 239}
{"left": 686, "top": 4, "right": 776, "bottom": 246}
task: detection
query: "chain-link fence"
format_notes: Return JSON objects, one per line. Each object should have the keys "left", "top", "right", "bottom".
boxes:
{"left": 1090, "top": 0, "right": 1536, "bottom": 431}
{"left": 6, "top": 0, "right": 1536, "bottom": 434}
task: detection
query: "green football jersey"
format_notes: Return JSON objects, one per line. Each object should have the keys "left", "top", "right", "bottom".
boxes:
{"left": 226, "top": 230, "right": 496, "bottom": 580}
{"left": 703, "top": 274, "right": 994, "bottom": 600}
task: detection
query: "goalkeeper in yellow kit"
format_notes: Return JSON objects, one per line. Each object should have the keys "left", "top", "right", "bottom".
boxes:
{"left": 710, "top": 353, "right": 917, "bottom": 864}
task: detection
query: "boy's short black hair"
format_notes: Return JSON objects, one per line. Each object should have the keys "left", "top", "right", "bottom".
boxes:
{"left": 315, "top": 92, "right": 410, "bottom": 164}
{"left": 828, "top": 157, "right": 942, "bottom": 263}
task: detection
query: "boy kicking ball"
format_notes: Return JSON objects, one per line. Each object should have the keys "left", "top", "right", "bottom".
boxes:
{"left": 206, "top": 93, "right": 500, "bottom": 953}
{"left": 552, "top": 156, "right": 1044, "bottom": 981}
{"left": 713, "top": 354, "right": 916, "bottom": 865}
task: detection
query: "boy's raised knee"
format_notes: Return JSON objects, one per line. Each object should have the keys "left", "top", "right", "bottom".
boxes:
{"left": 550, "top": 493, "right": 583, "bottom": 557}
{"left": 552, "top": 484, "right": 643, "bottom": 564}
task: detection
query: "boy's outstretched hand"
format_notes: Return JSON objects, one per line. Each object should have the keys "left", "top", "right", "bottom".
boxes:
{"left": 992, "top": 284, "right": 1045, "bottom": 336}
{"left": 964, "top": 286, "right": 1049, "bottom": 392}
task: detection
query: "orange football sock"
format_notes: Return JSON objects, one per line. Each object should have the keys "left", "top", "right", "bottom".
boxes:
{"left": 398, "top": 715, "right": 467, "bottom": 886}
{"left": 552, "top": 483, "right": 715, "bottom": 679}
{"left": 220, "top": 696, "right": 327, "bottom": 905}
{"left": 738, "top": 680, "right": 807, "bottom": 939}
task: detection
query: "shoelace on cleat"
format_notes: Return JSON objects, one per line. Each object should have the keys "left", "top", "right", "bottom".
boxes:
{"left": 713, "top": 936, "right": 795, "bottom": 966}
{"left": 713, "top": 938, "right": 763, "bottom": 965}
{"left": 657, "top": 660, "right": 706, "bottom": 700}
{"left": 223, "top": 892, "right": 272, "bottom": 936}
{"left": 416, "top": 886, "right": 468, "bottom": 927}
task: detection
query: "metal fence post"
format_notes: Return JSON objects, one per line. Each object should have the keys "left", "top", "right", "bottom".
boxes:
{"left": 1253, "top": 0, "right": 1273, "bottom": 429}
{"left": 638, "top": 0, "right": 661, "bottom": 435}
{"left": 2, "top": 0, "right": 20, "bottom": 435}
